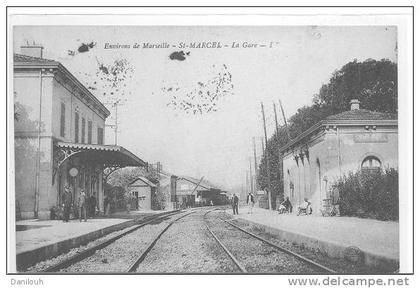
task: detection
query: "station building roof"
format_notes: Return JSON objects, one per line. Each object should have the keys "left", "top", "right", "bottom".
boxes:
{"left": 129, "top": 176, "right": 157, "bottom": 188}
{"left": 279, "top": 107, "right": 398, "bottom": 155}
{"left": 324, "top": 109, "right": 397, "bottom": 121}
{"left": 14, "top": 53, "right": 111, "bottom": 119}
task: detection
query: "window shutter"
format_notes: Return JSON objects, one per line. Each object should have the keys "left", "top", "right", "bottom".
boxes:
{"left": 88, "top": 121, "right": 92, "bottom": 144}
{"left": 97, "top": 127, "right": 103, "bottom": 145}
{"left": 75, "top": 112, "right": 79, "bottom": 143}
{"left": 60, "top": 103, "right": 65, "bottom": 137}
{"left": 81, "top": 118, "right": 86, "bottom": 144}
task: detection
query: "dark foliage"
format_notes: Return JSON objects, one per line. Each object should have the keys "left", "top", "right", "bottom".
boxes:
{"left": 14, "top": 99, "right": 44, "bottom": 220}
{"left": 152, "top": 186, "right": 167, "bottom": 210}
{"left": 332, "top": 168, "right": 398, "bottom": 221}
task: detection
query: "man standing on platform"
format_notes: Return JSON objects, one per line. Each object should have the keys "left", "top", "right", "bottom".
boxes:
{"left": 246, "top": 192, "right": 255, "bottom": 214}
{"left": 78, "top": 189, "right": 87, "bottom": 222}
{"left": 61, "top": 185, "right": 72, "bottom": 222}
{"left": 232, "top": 193, "right": 239, "bottom": 215}
{"left": 89, "top": 193, "right": 97, "bottom": 218}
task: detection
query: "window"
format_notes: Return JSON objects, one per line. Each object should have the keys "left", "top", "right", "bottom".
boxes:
{"left": 60, "top": 103, "right": 65, "bottom": 137}
{"left": 74, "top": 112, "right": 79, "bottom": 143}
{"left": 87, "top": 121, "right": 92, "bottom": 144}
{"left": 361, "top": 156, "right": 381, "bottom": 173}
{"left": 81, "top": 118, "right": 86, "bottom": 144}
{"left": 97, "top": 127, "right": 104, "bottom": 145}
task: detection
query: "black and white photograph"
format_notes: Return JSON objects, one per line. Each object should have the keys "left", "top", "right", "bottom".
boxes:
{"left": 5, "top": 6, "right": 415, "bottom": 283}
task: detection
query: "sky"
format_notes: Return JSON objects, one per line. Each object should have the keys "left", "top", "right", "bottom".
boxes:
{"left": 13, "top": 26, "right": 397, "bottom": 191}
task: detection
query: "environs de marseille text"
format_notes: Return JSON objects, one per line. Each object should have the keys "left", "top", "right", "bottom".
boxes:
{"left": 104, "top": 41, "right": 281, "bottom": 49}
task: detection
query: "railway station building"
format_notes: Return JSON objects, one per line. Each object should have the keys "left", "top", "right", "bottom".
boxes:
{"left": 280, "top": 99, "right": 398, "bottom": 214}
{"left": 14, "top": 45, "right": 146, "bottom": 220}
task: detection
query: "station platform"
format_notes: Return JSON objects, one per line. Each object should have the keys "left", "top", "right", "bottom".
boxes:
{"left": 229, "top": 206, "right": 399, "bottom": 272}
{"left": 15, "top": 210, "right": 170, "bottom": 271}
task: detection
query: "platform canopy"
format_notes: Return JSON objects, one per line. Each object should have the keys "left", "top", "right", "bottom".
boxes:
{"left": 54, "top": 141, "right": 147, "bottom": 169}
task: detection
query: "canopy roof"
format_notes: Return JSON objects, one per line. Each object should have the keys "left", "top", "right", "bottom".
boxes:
{"left": 55, "top": 142, "right": 146, "bottom": 167}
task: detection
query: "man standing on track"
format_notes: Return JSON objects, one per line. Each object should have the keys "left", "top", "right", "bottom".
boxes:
{"left": 232, "top": 193, "right": 239, "bottom": 215}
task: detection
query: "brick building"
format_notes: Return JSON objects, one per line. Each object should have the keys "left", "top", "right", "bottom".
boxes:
{"left": 281, "top": 99, "right": 398, "bottom": 214}
{"left": 14, "top": 45, "right": 145, "bottom": 219}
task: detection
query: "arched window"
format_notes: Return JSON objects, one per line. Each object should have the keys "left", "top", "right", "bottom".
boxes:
{"left": 361, "top": 156, "right": 381, "bottom": 173}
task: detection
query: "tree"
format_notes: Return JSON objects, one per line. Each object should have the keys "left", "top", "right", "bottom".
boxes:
{"left": 152, "top": 186, "right": 167, "bottom": 210}
{"left": 314, "top": 59, "right": 397, "bottom": 114}
{"left": 14, "top": 99, "right": 44, "bottom": 220}
{"left": 107, "top": 167, "right": 143, "bottom": 189}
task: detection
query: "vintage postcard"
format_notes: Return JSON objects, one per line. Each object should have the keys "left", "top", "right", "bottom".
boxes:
{"left": 5, "top": 6, "right": 414, "bottom": 286}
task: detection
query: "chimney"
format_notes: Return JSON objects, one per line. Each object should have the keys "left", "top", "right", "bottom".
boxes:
{"left": 350, "top": 99, "right": 360, "bottom": 111}
{"left": 20, "top": 44, "right": 44, "bottom": 58}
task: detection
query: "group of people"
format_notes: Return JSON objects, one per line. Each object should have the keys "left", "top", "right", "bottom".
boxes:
{"left": 230, "top": 192, "right": 312, "bottom": 217}
{"left": 278, "top": 197, "right": 312, "bottom": 216}
{"left": 231, "top": 192, "right": 255, "bottom": 215}
{"left": 61, "top": 185, "right": 98, "bottom": 222}
{"left": 278, "top": 196, "right": 293, "bottom": 214}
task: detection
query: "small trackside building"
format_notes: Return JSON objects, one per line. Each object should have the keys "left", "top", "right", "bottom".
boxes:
{"left": 128, "top": 176, "right": 157, "bottom": 210}
{"left": 281, "top": 100, "right": 398, "bottom": 215}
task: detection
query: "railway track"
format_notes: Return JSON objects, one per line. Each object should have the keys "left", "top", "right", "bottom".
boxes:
{"left": 204, "top": 210, "right": 337, "bottom": 274}
{"left": 126, "top": 211, "right": 195, "bottom": 272}
{"left": 36, "top": 207, "right": 338, "bottom": 273}
{"left": 40, "top": 210, "right": 183, "bottom": 272}
{"left": 130, "top": 207, "right": 235, "bottom": 273}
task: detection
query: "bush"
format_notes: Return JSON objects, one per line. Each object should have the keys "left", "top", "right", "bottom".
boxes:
{"left": 152, "top": 188, "right": 167, "bottom": 210}
{"left": 332, "top": 168, "right": 398, "bottom": 221}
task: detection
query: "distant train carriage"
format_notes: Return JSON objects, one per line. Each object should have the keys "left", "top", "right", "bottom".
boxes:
{"left": 198, "top": 189, "right": 230, "bottom": 206}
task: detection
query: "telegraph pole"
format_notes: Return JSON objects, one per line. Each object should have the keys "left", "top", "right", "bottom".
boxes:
{"left": 104, "top": 99, "right": 125, "bottom": 145}
{"left": 245, "top": 173, "right": 249, "bottom": 196}
{"left": 261, "top": 137, "right": 265, "bottom": 158}
{"left": 260, "top": 102, "right": 272, "bottom": 210}
{"left": 156, "top": 162, "right": 161, "bottom": 207}
{"left": 249, "top": 157, "right": 254, "bottom": 194}
{"left": 279, "top": 99, "right": 291, "bottom": 141}
{"left": 273, "top": 102, "right": 284, "bottom": 201}
{"left": 253, "top": 137, "right": 259, "bottom": 190}
{"left": 114, "top": 100, "right": 119, "bottom": 145}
